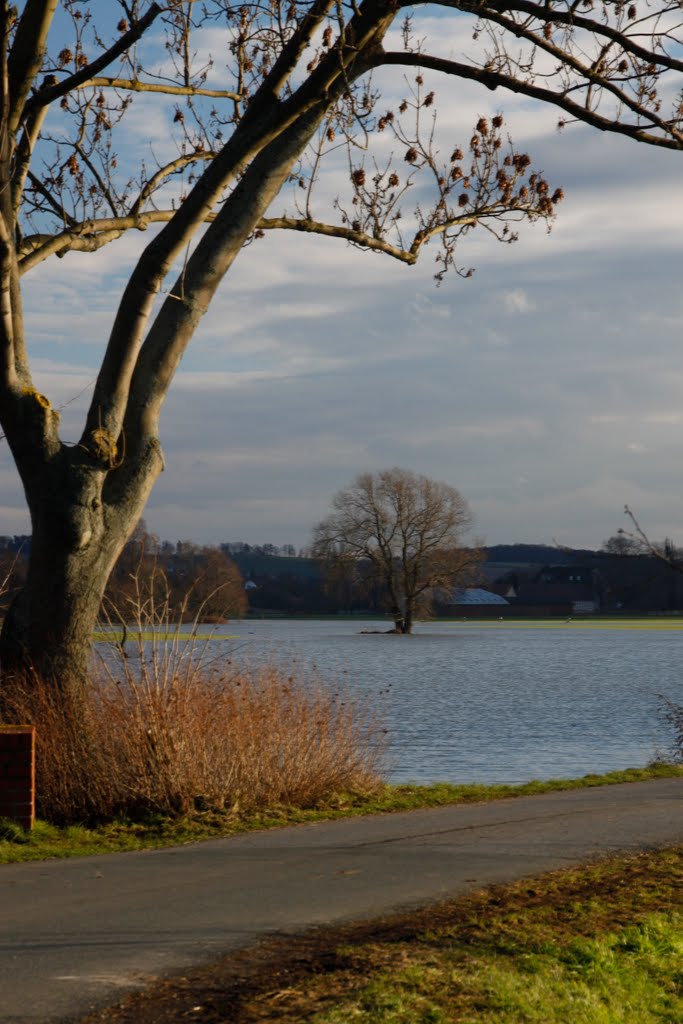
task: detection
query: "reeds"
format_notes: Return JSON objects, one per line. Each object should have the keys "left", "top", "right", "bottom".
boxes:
{"left": 660, "top": 695, "right": 683, "bottom": 764}
{"left": 1, "top": 572, "right": 384, "bottom": 824}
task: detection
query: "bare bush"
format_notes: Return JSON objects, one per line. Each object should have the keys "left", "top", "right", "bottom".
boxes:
{"left": 0, "top": 577, "right": 383, "bottom": 823}
{"left": 660, "top": 696, "right": 683, "bottom": 764}
{"left": 1, "top": 670, "right": 113, "bottom": 823}
{"left": 2, "top": 658, "right": 383, "bottom": 824}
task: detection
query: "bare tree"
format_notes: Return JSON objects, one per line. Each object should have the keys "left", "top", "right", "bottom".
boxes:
{"left": 1, "top": 2, "right": 682, "bottom": 691}
{"left": 312, "top": 468, "right": 481, "bottom": 632}
{"left": 619, "top": 505, "right": 683, "bottom": 570}
{"left": 601, "top": 534, "right": 639, "bottom": 557}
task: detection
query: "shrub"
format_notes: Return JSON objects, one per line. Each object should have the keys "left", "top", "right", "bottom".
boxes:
{"left": 0, "top": 579, "right": 383, "bottom": 823}
{"left": 1, "top": 658, "right": 383, "bottom": 824}
{"left": 660, "top": 696, "right": 683, "bottom": 764}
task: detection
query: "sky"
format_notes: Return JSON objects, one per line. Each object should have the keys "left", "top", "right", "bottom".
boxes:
{"left": 3, "top": 3, "right": 683, "bottom": 552}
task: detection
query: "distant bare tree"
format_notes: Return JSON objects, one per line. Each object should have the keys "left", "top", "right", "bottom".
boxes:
{"left": 620, "top": 506, "right": 683, "bottom": 571}
{"left": 601, "top": 534, "right": 639, "bottom": 557}
{"left": 313, "top": 468, "right": 481, "bottom": 633}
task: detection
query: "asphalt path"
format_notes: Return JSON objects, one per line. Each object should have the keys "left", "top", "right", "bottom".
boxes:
{"left": 2, "top": 777, "right": 682, "bottom": 1024}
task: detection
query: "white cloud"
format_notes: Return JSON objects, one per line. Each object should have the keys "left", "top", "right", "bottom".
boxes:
{"left": 485, "top": 329, "right": 509, "bottom": 347}
{"left": 503, "top": 289, "right": 536, "bottom": 314}
{"left": 409, "top": 293, "right": 452, "bottom": 320}
{"left": 4, "top": 7, "right": 683, "bottom": 550}
{"left": 642, "top": 413, "right": 683, "bottom": 425}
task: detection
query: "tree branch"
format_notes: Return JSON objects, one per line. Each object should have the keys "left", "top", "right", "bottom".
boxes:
{"left": 259, "top": 215, "right": 421, "bottom": 263}
{"left": 126, "top": 103, "right": 332, "bottom": 442}
{"left": 252, "top": 0, "right": 337, "bottom": 108}
{"left": 451, "top": 2, "right": 683, "bottom": 141}
{"left": 7, "top": 0, "right": 57, "bottom": 135}
{"left": 74, "top": 142, "right": 119, "bottom": 218}
{"left": 0, "top": 210, "right": 15, "bottom": 386}
{"left": 445, "top": 0, "right": 683, "bottom": 75}
{"left": 24, "top": 168, "right": 77, "bottom": 226}
{"left": 80, "top": 77, "right": 242, "bottom": 101}
{"left": 11, "top": 106, "right": 48, "bottom": 218}
{"left": 622, "top": 505, "right": 683, "bottom": 574}
{"left": 22, "top": 4, "right": 163, "bottom": 119}
{"left": 18, "top": 209, "right": 217, "bottom": 273}
{"left": 81, "top": 0, "right": 390, "bottom": 448}
{"left": 0, "top": 4, "right": 16, "bottom": 389}
{"left": 379, "top": 51, "right": 683, "bottom": 149}
{"left": 129, "top": 151, "right": 217, "bottom": 216}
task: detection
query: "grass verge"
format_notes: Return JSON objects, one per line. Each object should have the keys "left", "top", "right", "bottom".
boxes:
{"left": 72, "top": 843, "right": 683, "bottom": 1024}
{"left": 2, "top": 762, "right": 681, "bottom": 864}
{"left": 235, "top": 845, "right": 683, "bottom": 1024}
{"left": 442, "top": 617, "right": 683, "bottom": 630}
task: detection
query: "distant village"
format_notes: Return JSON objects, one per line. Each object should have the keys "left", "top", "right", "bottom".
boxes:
{"left": 2, "top": 532, "right": 683, "bottom": 621}
{"left": 226, "top": 540, "right": 683, "bottom": 618}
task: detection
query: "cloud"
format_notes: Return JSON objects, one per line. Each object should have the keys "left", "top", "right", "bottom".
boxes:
{"left": 5, "top": 8, "right": 683, "bottom": 551}
{"left": 503, "top": 289, "right": 536, "bottom": 314}
{"left": 409, "top": 293, "right": 452, "bottom": 320}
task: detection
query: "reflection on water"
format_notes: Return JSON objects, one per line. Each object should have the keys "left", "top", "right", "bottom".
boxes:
{"left": 108, "top": 619, "right": 683, "bottom": 785}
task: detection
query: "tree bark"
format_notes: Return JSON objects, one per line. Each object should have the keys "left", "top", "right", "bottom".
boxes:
{"left": 0, "top": 425, "right": 162, "bottom": 697}
{"left": 1, "top": 557, "right": 104, "bottom": 695}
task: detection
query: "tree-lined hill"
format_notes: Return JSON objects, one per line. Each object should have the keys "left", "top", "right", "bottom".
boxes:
{"left": 3, "top": 530, "right": 683, "bottom": 620}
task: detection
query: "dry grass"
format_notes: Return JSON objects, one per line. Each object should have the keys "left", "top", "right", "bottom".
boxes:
{"left": 2, "top": 661, "right": 383, "bottom": 825}
{"left": 1, "top": 574, "right": 383, "bottom": 824}
{"left": 660, "top": 695, "right": 683, "bottom": 763}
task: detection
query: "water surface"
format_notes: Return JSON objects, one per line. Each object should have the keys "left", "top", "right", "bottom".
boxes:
{"left": 120, "top": 619, "right": 683, "bottom": 785}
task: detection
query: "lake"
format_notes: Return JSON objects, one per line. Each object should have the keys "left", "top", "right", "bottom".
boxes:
{"left": 127, "top": 619, "right": 683, "bottom": 786}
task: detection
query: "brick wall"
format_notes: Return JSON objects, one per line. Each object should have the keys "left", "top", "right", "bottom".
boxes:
{"left": 0, "top": 726, "right": 35, "bottom": 830}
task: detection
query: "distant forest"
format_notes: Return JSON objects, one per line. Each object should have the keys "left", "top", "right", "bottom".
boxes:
{"left": 2, "top": 530, "right": 683, "bottom": 619}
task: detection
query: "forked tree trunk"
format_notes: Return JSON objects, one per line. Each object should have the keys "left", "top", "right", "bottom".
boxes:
{"left": 0, "top": 436, "right": 160, "bottom": 699}
{"left": 0, "top": 4, "right": 394, "bottom": 694}
{"left": 1, "top": 537, "right": 116, "bottom": 694}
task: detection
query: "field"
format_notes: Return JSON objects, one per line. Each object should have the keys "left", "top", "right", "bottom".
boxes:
{"left": 94, "top": 617, "right": 683, "bottom": 640}
{"left": 444, "top": 617, "right": 683, "bottom": 630}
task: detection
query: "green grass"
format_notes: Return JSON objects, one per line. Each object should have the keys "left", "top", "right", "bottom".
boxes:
{"left": 93, "top": 619, "right": 683, "bottom": 639}
{"left": 315, "top": 890, "right": 683, "bottom": 1024}
{"left": 234, "top": 846, "right": 683, "bottom": 1024}
{"left": 93, "top": 630, "right": 240, "bottom": 642}
{"left": 1, "top": 762, "right": 680, "bottom": 864}
{"left": 443, "top": 915, "right": 683, "bottom": 1024}
{"left": 442, "top": 617, "right": 683, "bottom": 630}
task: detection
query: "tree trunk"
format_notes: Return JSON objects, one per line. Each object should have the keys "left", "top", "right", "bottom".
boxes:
{"left": 1, "top": 538, "right": 114, "bottom": 694}
{"left": 390, "top": 612, "right": 413, "bottom": 633}
{"left": 0, "top": 438, "right": 161, "bottom": 699}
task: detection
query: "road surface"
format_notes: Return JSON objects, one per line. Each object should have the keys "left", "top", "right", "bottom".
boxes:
{"left": 1, "top": 777, "right": 682, "bottom": 1023}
